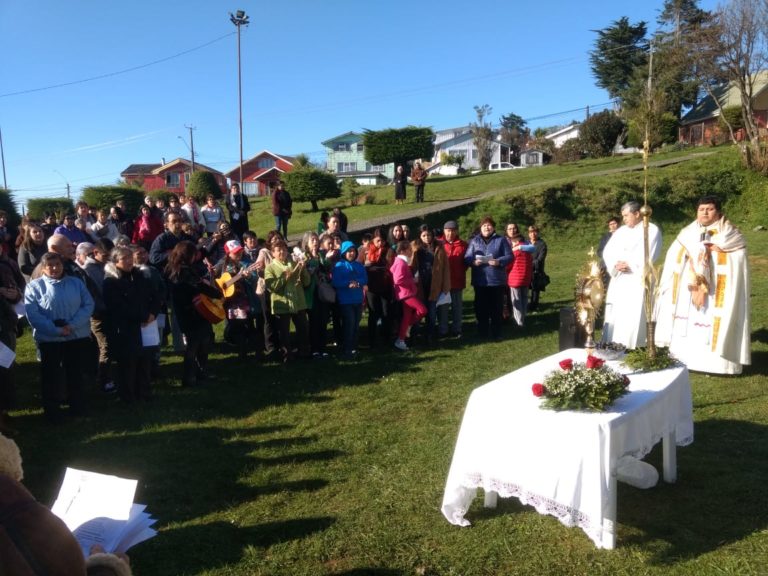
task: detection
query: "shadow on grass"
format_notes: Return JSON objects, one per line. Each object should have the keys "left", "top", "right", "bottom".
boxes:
{"left": 134, "top": 517, "right": 335, "bottom": 575}
{"left": 618, "top": 418, "right": 768, "bottom": 563}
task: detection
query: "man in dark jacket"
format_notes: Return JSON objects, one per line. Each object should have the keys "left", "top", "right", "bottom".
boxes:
{"left": 226, "top": 182, "right": 251, "bottom": 239}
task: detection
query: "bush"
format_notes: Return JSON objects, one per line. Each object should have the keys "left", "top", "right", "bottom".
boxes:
{"left": 282, "top": 168, "right": 340, "bottom": 212}
{"left": 186, "top": 171, "right": 223, "bottom": 202}
{"left": 0, "top": 189, "right": 21, "bottom": 228}
{"left": 26, "top": 197, "right": 74, "bottom": 221}
{"left": 552, "top": 139, "right": 585, "bottom": 164}
{"left": 580, "top": 110, "right": 625, "bottom": 158}
{"left": 81, "top": 186, "right": 145, "bottom": 216}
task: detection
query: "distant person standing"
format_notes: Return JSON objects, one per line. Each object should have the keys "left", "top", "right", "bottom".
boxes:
{"left": 393, "top": 165, "right": 407, "bottom": 205}
{"left": 441, "top": 220, "right": 467, "bottom": 338}
{"left": 597, "top": 216, "right": 620, "bottom": 287}
{"left": 272, "top": 180, "right": 293, "bottom": 238}
{"left": 227, "top": 183, "right": 251, "bottom": 239}
{"left": 410, "top": 162, "right": 428, "bottom": 203}
{"left": 527, "top": 225, "right": 548, "bottom": 311}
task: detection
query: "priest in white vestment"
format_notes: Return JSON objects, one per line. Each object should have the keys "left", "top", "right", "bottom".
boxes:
{"left": 601, "top": 201, "right": 661, "bottom": 348}
{"left": 655, "top": 196, "right": 750, "bottom": 374}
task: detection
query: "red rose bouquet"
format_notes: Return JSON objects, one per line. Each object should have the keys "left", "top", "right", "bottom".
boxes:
{"left": 532, "top": 356, "right": 631, "bottom": 412}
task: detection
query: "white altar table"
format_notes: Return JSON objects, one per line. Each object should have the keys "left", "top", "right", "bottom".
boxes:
{"left": 441, "top": 348, "right": 693, "bottom": 548}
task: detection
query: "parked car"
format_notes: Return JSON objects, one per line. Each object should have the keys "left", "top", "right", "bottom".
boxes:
{"left": 489, "top": 162, "right": 515, "bottom": 171}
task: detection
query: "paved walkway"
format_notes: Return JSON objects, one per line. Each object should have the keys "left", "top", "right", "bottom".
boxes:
{"left": 288, "top": 152, "right": 713, "bottom": 241}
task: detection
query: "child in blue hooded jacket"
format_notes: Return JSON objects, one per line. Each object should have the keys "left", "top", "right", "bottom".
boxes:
{"left": 332, "top": 241, "right": 368, "bottom": 358}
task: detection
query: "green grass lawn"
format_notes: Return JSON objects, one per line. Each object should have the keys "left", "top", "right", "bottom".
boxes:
{"left": 9, "top": 219, "right": 768, "bottom": 575}
{"left": 244, "top": 146, "right": 711, "bottom": 238}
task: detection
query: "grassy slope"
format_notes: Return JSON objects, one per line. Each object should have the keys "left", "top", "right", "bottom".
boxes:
{"left": 10, "top": 145, "right": 768, "bottom": 575}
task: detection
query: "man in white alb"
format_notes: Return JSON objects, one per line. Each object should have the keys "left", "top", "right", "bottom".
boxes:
{"left": 655, "top": 195, "right": 750, "bottom": 374}
{"left": 601, "top": 201, "right": 661, "bottom": 348}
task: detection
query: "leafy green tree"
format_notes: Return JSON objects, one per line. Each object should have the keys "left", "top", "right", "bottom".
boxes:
{"left": 292, "top": 153, "right": 314, "bottom": 168}
{"left": 282, "top": 167, "right": 340, "bottom": 212}
{"left": 81, "top": 186, "right": 144, "bottom": 216}
{"left": 719, "top": 105, "right": 745, "bottom": 133}
{"left": 499, "top": 112, "right": 530, "bottom": 162}
{"left": 26, "top": 197, "right": 74, "bottom": 221}
{"left": 186, "top": 171, "right": 223, "bottom": 202}
{"left": 0, "top": 189, "right": 21, "bottom": 227}
{"left": 590, "top": 17, "right": 649, "bottom": 101}
{"left": 472, "top": 104, "right": 495, "bottom": 170}
{"left": 362, "top": 126, "right": 434, "bottom": 169}
{"left": 579, "top": 110, "right": 625, "bottom": 158}
{"left": 440, "top": 151, "right": 465, "bottom": 170}
{"left": 552, "top": 139, "right": 586, "bottom": 164}
{"left": 342, "top": 178, "right": 365, "bottom": 206}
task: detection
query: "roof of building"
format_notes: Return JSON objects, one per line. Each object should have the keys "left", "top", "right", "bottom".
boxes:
{"left": 150, "top": 158, "right": 223, "bottom": 175}
{"left": 224, "top": 150, "right": 296, "bottom": 178}
{"left": 321, "top": 131, "right": 361, "bottom": 146}
{"left": 120, "top": 163, "right": 162, "bottom": 177}
{"left": 545, "top": 123, "right": 580, "bottom": 139}
{"left": 681, "top": 71, "right": 768, "bottom": 125}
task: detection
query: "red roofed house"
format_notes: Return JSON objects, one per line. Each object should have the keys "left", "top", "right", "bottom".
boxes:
{"left": 224, "top": 150, "right": 296, "bottom": 197}
{"left": 121, "top": 158, "right": 228, "bottom": 196}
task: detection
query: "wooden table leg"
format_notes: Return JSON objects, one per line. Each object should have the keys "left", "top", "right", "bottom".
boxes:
{"left": 663, "top": 430, "right": 677, "bottom": 483}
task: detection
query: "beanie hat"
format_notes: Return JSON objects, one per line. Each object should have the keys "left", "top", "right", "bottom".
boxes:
{"left": 340, "top": 241, "right": 356, "bottom": 255}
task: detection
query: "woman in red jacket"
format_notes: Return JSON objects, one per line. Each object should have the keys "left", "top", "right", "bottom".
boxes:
{"left": 505, "top": 223, "right": 534, "bottom": 327}
{"left": 132, "top": 204, "right": 164, "bottom": 250}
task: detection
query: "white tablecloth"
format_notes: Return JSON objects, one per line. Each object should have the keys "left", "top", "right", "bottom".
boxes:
{"left": 441, "top": 348, "right": 693, "bottom": 548}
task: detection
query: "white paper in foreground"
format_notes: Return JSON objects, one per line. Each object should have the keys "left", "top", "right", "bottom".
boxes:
{"left": 0, "top": 340, "right": 15, "bottom": 368}
{"left": 51, "top": 468, "right": 156, "bottom": 555}
{"left": 141, "top": 319, "right": 160, "bottom": 347}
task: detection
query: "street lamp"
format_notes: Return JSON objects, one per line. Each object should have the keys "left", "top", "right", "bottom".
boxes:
{"left": 230, "top": 9, "right": 249, "bottom": 188}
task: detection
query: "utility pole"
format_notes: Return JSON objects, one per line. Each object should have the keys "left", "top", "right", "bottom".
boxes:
{"left": 185, "top": 124, "right": 196, "bottom": 171}
{"left": 0, "top": 126, "right": 7, "bottom": 189}
{"left": 54, "top": 170, "right": 71, "bottom": 199}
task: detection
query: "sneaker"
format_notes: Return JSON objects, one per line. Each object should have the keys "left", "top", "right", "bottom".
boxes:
{"left": 394, "top": 339, "right": 408, "bottom": 351}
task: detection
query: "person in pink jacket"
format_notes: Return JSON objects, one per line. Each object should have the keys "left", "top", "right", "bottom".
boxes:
{"left": 390, "top": 240, "right": 426, "bottom": 351}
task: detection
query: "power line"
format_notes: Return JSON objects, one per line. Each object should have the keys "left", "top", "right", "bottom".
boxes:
{"left": 0, "top": 32, "right": 235, "bottom": 99}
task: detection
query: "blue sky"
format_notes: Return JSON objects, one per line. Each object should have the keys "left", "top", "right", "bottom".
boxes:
{"left": 0, "top": 0, "right": 718, "bottom": 210}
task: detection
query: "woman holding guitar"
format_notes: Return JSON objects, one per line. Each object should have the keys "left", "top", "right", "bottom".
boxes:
{"left": 166, "top": 241, "right": 222, "bottom": 387}
{"left": 214, "top": 240, "right": 261, "bottom": 360}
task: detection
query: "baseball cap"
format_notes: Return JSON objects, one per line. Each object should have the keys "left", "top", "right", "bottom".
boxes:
{"left": 224, "top": 239, "right": 243, "bottom": 255}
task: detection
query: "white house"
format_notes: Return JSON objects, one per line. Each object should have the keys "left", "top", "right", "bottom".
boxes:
{"left": 520, "top": 149, "right": 546, "bottom": 167}
{"left": 545, "top": 123, "right": 580, "bottom": 148}
{"left": 430, "top": 126, "right": 509, "bottom": 174}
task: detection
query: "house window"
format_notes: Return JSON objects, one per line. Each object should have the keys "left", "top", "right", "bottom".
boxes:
{"left": 334, "top": 143, "right": 351, "bottom": 152}
{"left": 257, "top": 158, "right": 275, "bottom": 169}
{"left": 166, "top": 172, "right": 180, "bottom": 188}
{"left": 185, "top": 172, "right": 191, "bottom": 184}
{"left": 243, "top": 182, "right": 258, "bottom": 196}
{"left": 337, "top": 162, "right": 357, "bottom": 173}
{"left": 525, "top": 151, "right": 539, "bottom": 165}
{"left": 356, "top": 143, "right": 365, "bottom": 152}
{"left": 365, "top": 163, "right": 385, "bottom": 172}
{"left": 471, "top": 149, "right": 478, "bottom": 160}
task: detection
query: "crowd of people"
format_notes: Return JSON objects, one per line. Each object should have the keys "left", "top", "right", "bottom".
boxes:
{"left": 0, "top": 184, "right": 749, "bottom": 433}
{"left": 0, "top": 184, "right": 554, "bottom": 430}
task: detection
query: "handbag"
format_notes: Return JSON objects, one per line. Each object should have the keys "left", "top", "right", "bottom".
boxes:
{"left": 317, "top": 278, "right": 336, "bottom": 304}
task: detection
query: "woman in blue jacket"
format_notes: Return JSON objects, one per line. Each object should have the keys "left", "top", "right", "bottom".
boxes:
{"left": 24, "top": 252, "right": 94, "bottom": 423}
{"left": 463, "top": 216, "right": 512, "bottom": 340}
{"left": 332, "top": 241, "right": 368, "bottom": 359}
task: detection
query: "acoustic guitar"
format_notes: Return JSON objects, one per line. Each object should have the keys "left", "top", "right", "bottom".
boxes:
{"left": 192, "top": 293, "right": 226, "bottom": 324}
{"left": 215, "top": 262, "right": 260, "bottom": 298}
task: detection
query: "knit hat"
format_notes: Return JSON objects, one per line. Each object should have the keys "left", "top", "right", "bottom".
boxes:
{"left": 224, "top": 239, "right": 243, "bottom": 255}
{"left": 340, "top": 241, "right": 356, "bottom": 255}
{"left": 443, "top": 220, "right": 458, "bottom": 230}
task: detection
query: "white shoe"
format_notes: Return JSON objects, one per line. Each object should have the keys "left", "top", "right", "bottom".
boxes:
{"left": 394, "top": 339, "right": 408, "bottom": 351}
